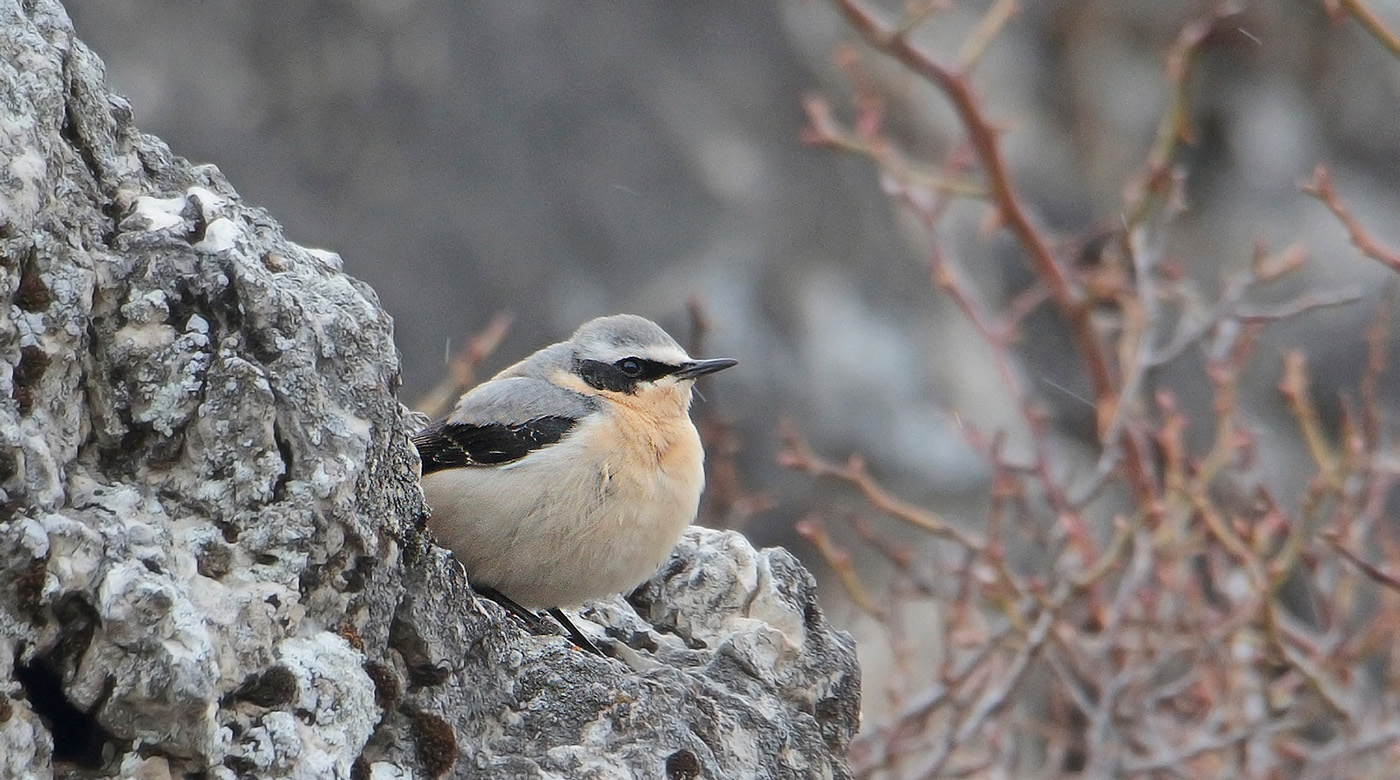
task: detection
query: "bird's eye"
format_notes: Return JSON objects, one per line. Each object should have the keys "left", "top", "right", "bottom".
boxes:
{"left": 618, "top": 358, "right": 643, "bottom": 377}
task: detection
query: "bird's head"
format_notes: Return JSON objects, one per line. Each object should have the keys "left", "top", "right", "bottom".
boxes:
{"left": 559, "top": 314, "right": 737, "bottom": 413}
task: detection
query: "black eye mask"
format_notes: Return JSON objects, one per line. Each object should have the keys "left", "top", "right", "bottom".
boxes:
{"left": 576, "top": 357, "right": 675, "bottom": 393}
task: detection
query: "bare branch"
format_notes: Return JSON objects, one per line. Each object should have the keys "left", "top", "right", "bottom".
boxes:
{"left": 412, "top": 311, "right": 513, "bottom": 418}
{"left": 1304, "top": 165, "right": 1400, "bottom": 273}
{"left": 1331, "top": 0, "right": 1400, "bottom": 61}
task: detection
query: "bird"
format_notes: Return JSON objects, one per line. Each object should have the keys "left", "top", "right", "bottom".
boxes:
{"left": 412, "top": 314, "right": 737, "bottom": 654}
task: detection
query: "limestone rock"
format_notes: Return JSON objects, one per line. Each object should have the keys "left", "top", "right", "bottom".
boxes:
{"left": 0, "top": 2, "right": 859, "bottom": 778}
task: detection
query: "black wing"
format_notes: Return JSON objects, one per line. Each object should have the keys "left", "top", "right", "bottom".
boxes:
{"left": 413, "top": 416, "right": 578, "bottom": 473}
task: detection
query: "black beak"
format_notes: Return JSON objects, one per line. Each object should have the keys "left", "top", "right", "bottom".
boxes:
{"left": 672, "top": 357, "right": 738, "bottom": 380}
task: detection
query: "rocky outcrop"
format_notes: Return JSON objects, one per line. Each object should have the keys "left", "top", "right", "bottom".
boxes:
{"left": 0, "top": 2, "right": 859, "bottom": 778}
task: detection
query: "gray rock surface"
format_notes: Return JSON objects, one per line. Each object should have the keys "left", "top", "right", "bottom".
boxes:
{"left": 0, "top": 2, "right": 860, "bottom": 778}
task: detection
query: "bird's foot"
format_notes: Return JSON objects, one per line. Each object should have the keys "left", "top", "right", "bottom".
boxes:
{"left": 546, "top": 607, "right": 605, "bottom": 657}
{"left": 474, "top": 586, "right": 605, "bottom": 657}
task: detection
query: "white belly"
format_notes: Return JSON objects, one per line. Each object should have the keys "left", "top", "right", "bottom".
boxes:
{"left": 420, "top": 414, "right": 704, "bottom": 608}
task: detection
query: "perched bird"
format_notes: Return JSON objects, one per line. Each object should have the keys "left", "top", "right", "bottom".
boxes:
{"left": 413, "top": 314, "right": 736, "bottom": 652}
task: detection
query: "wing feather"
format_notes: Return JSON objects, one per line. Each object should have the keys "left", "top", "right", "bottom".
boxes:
{"left": 412, "top": 376, "right": 595, "bottom": 473}
{"left": 414, "top": 416, "right": 577, "bottom": 472}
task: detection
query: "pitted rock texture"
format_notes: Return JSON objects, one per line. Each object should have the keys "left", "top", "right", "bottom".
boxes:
{"left": 378, "top": 528, "right": 859, "bottom": 779}
{"left": 0, "top": 2, "right": 859, "bottom": 779}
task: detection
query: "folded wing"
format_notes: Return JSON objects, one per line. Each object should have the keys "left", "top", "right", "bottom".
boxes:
{"left": 412, "top": 376, "right": 597, "bottom": 473}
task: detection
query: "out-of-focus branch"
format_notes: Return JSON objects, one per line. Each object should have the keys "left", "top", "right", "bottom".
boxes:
{"left": 846, "top": 513, "right": 941, "bottom": 597}
{"left": 1304, "top": 165, "right": 1400, "bottom": 273}
{"left": 825, "top": 0, "right": 1163, "bottom": 508}
{"left": 1124, "top": 4, "right": 1240, "bottom": 227}
{"left": 801, "top": 95, "right": 986, "bottom": 199}
{"left": 904, "top": 607, "right": 1055, "bottom": 778}
{"left": 1324, "top": 531, "right": 1400, "bottom": 592}
{"left": 779, "top": 420, "right": 983, "bottom": 551}
{"left": 1279, "top": 351, "right": 1341, "bottom": 487}
{"left": 413, "top": 312, "right": 513, "bottom": 418}
{"left": 1328, "top": 0, "right": 1400, "bottom": 60}
{"left": 824, "top": 0, "right": 1093, "bottom": 370}
{"left": 956, "top": 0, "right": 1018, "bottom": 71}
{"left": 687, "top": 297, "right": 771, "bottom": 529}
{"left": 799, "top": 2, "right": 1399, "bottom": 775}
{"left": 796, "top": 516, "right": 888, "bottom": 618}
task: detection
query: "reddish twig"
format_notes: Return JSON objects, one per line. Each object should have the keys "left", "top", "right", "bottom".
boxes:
{"left": 413, "top": 312, "right": 513, "bottom": 418}
{"left": 802, "top": 3, "right": 1400, "bottom": 774}
{"left": 1304, "top": 165, "right": 1400, "bottom": 273}
{"left": 1324, "top": 531, "right": 1400, "bottom": 593}
{"left": 827, "top": 0, "right": 1162, "bottom": 509}
{"left": 796, "top": 516, "right": 888, "bottom": 618}
{"left": 779, "top": 420, "right": 984, "bottom": 552}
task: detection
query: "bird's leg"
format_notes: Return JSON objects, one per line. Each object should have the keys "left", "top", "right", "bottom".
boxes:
{"left": 474, "top": 585, "right": 549, "bottom": 633}
{"left": 475, "top": 586, "right": 605, "bottom": 657}
{"left": 546, "top": 607, "right": 605, "bottom": 657}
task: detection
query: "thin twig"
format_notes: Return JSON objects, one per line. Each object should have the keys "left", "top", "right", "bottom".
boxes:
{"left": 1279, "top": 351, "right": 1341, "bottom": 488}
{"left": 796, "top": 516, "right": 888, "bottom": 618}
{"left": 1304, "top": 165, "right": 1400, "bottom": 273}
{"left": 1323, "top": 530, "right": 1400, "bottom": 592}
{"left": 1335, "top": 0, "right": 1400, "bottom": 61}
{"left": 957, "top": 0, "right": 1019, "bottom": 72}
{"left": 827, "top": 0, "right": 1118, "bottom": 410}
{"left": 1124, "top": 4, "right": 1239, "bottom": 228}
{"left": 780, "top": 420, "right": 984, "bottom": 551}
{"left": 413, "top": 312, "right": 513, "bottom": 418}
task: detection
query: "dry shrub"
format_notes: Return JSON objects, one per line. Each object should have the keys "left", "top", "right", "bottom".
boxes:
{"left": 784, "top": 2, "right": 1400, "bottom": 777}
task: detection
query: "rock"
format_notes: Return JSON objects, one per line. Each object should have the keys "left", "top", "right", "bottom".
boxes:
{"left": 0, "top": 2, "right": 860, "bottom": 778}
{"left": 374, "top": 528, "right": 859, "bottom": 779}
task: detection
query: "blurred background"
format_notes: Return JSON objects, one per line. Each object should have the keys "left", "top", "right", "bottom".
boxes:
{"left": 65, "top": 0, "right": 993, "bottom": 536}
{"left": 66, "top": 0, "right": 1400, "bottom": 734}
